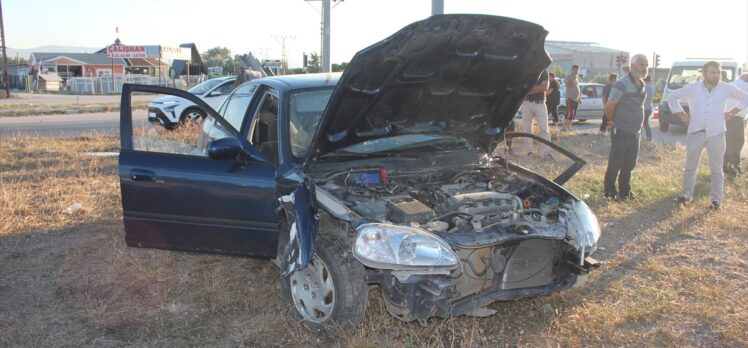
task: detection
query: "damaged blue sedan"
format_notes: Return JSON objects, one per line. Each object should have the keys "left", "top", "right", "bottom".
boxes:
{"left": 118, "top": 14, "right": 601, "bottom": 334}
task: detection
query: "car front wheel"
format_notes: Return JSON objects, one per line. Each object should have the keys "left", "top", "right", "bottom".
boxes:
{"left": 180, "top": 108, "right": 205, "bottom": 126}
{"left": 280, "top": 230, "right": 368, "bottom": 335}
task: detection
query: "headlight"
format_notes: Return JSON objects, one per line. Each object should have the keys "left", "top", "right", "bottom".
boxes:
{"left": 353, "top": 223, "right": 459, "bottom": 270}
{"left": 568, "top": 200, "right": 601, "bottom": 260}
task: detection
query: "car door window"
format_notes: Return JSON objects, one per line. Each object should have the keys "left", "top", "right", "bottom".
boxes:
{"left": 594, "top": 85, "right": 603, "bottom": 98}
{"left": 196, "top": 83, "right": 258, "bottom": 152}
{"left": 248, "top": 92, "right": 279, "bottom": 165}
{"left": 215, "top": 81, "right": 235, "bottom": 96}
{"left": 132, "top": 103, "right": 220, "bottom": 157}
{"left": 581, "top": 85, "right": 596, "bottom": 98}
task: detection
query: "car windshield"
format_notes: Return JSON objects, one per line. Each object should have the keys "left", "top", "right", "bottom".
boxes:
{"left": 330, "top": 134, "right": 467, "bottom": 156}
{"left": 667, "top": 66, "right": 736, "bottom": 90}
{"left": 289, "top": 88, "right": 335, "bottom": 158}
{"left": 188, "top": 79, "right": 223, "bottom": 95}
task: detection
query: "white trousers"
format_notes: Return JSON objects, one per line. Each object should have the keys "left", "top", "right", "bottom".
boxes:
{"left": 682, "top": 131, "right": 726, "bottom": 202}
{"left": 520, "top": 101, "right": 550, "bottom": 155}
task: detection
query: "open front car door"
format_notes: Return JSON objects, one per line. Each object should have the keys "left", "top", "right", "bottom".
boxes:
{"left": 119, "top": 84, "right": 279, "bottom": 257}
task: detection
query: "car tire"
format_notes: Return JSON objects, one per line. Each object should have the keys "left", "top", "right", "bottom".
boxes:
{"left": 659, "top": 119, "right": 669, "bottom": 132}
{"left": 179, "top": 108, "right": 206, "bottom": 126}
{"left": 279, "top": 226, "right": 368, "bottom": 335}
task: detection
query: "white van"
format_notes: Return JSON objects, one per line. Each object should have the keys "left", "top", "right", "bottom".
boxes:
{"left": 658, "top": 60, "right": 743, "bottom": 132}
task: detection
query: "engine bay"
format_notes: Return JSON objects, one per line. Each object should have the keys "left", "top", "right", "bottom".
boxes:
{"left": 316, "top": 164, "right": 571, "bottom": 247}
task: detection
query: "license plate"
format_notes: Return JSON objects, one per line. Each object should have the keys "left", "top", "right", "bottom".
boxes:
{"left": 149, "top": 112, "right": 156, "bottom": 118}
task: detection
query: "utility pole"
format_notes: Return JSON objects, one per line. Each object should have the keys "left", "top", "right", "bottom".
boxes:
{"left": 321, "top": 0, "right": 331, "bottom": 73}
{"left": 432, "top": 0, "right": 444, "bottom": 15}
{"left": 0, "top": 0, "right": 10, "bottom": 97}
{"left": 272, "top": 35, "right": 295, "bottom": 75}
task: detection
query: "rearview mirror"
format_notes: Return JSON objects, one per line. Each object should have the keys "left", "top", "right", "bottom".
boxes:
{"left": 208, "top": 90, "right": 223, "bottom": 97}
{"left": 208, "top": 137, "right": 249, "bottom": 160}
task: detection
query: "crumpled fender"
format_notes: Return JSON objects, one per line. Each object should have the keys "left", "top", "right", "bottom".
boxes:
{"left": 278, "top": 164, "right": 319, "bottom": 272}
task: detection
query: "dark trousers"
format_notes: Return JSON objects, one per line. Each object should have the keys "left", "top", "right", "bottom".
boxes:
{"left": 600, "top": 113, "right": 609, "bottom": 132}
{"left": 547, "top": 102, "right": 559, "bottom": 123}
{"left": 566, "top": 98, "right": 578, "bottom": 121}
{"left": 724, "top": 117, "right": 745, "bottom": 173}
{"left": 604, "top": 129, "right": 641, "bottom": 196}
{"left": 643, "top": 108, "right": 652, "bottom": 140}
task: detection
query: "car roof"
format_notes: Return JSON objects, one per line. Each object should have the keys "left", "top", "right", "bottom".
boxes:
{"left": 259, "top": 73, "right": 341, "bottom": 92}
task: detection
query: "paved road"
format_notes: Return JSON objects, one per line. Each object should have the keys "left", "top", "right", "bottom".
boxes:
{"left": 0, "top": 111, "right": 148, "bottom": 137}
{"left": 0, "top": 92, "right": 156, "bottom": 105}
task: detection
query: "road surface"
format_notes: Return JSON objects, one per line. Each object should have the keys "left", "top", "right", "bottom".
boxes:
{"left": 0, "top": 112, "right": 148, "bottom": 137}
{"left": 0, "top": 92, "right": 157, "bottom": 105}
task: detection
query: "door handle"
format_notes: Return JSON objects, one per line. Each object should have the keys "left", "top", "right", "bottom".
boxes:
{"left": 129, "top": 169, "right": 157, "bottom": 182}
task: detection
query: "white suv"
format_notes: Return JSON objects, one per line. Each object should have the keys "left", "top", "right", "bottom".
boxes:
{"left": 148, "top": 77, "right": 236, "bottom": 129}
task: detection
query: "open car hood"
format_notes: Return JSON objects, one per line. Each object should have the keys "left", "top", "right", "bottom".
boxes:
{"left": 304, "top": 14, "right": 551, "bottom": 165}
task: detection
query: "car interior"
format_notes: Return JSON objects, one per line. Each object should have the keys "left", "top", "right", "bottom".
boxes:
{"left": 249, "top": 93, "right": 280, "bottom": 165}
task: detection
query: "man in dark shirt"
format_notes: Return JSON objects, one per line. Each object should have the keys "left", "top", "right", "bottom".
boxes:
{"left": 600, "top": 74, "right": 617, "bottom": 134}
{"left": 546, "top": 73, "right": 561, "bottom": 125}
{"left": 604, "top": 55, "right": 648, "bottom": 201}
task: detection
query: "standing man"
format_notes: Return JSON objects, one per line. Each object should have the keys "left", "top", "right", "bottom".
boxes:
{"left": 564, "top": 65, "right": 581, "bottom": 131}
{"left": 547, "top": 72, "right": 561, "bottom": 125}
{"left": 723, "top": 73, "right": 748, "bottom": 176}
{"left": 666, "top": 61, "right": 748, "bottom": 210}
{"left": 600, "top": 73, "right": 618, "bottom": 134}
{"left": 521, "top": 70, "right": 552, "bottom": 159}
{"left": 603, "top": 54, "right": 649, "bottom": 201}
{"left": 642, "top": 75, "right": 655, "bottom": 141}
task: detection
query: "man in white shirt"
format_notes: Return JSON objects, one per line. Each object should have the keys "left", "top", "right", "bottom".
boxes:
{"left": 666, "top": 61, "right": 748, "bottom": 210}
{"left": 724, "top": 73, "right": 748, "bottom": 176}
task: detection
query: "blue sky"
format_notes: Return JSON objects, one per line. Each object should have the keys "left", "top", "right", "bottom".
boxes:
{"left": 5, "top": 0, "right": 748, "bottom": 68}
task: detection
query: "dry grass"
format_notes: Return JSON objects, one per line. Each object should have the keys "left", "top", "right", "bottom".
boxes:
{"left": 0, "top": 101, "right": 149, "bottom": 117}
{"left": 1, "top": 132, "right": 747, "bottom": 347}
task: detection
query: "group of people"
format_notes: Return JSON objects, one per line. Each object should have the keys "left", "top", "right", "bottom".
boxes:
{"left": 603, "top": 57, "right": 748, "bottom": 211}
{"left": 515, "top": 57, "right": 748, "bottom": 211}
{"left": 515, "top": 64, "right": 588, "bottom": 159}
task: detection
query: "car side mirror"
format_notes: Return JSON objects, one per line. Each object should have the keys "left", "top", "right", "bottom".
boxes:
{"left": 208, "top": 137, "right": 250, "bottom": 161}
{"left": 208, "top": 90, "right": 223, "bottom": 97}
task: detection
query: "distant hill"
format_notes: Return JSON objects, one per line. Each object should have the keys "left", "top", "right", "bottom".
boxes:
{"left": 6, "top": 45, "right": 102, "bottom": 59}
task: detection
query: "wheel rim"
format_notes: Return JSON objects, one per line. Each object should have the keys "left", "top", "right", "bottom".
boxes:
{"left": 289, "top": 257, "right": 335, "bottom": 323}
{"left": 185, "top": 110, "right": 203, "bottom": 121}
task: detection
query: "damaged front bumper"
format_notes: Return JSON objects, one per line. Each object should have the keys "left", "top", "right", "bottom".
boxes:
{"left": 368, "top": 237, "right": 600, "bottom": 323}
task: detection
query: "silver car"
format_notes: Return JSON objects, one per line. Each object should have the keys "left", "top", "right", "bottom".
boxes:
{"left": 558, "top": 83, "right": 605, "bottom": 122}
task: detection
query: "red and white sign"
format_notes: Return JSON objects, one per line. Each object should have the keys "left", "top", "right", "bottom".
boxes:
{"left": 106, "top": 44, "right": 191, "bottom": 60}
{"left": 106, "top": 45, "right": 147, "bottom": 58}
{"left": 160, "top": 46, "right": 191, "bottom": 60}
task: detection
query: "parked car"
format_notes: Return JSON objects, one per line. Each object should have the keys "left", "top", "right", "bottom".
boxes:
{"left": 557, "top": 83, "right": 605, "bottom": 122}
{"left": 657, "top": 60, "right": 743, "bottom": 132}
{"left": 119, "top": 14, "right": 601, "bottom": 334}
{"left": 147, "top": 76, "right": 236, "bottom": 129}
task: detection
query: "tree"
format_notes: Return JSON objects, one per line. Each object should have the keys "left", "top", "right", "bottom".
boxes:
{"left": 201, "top": 47, "right": 234, "bottom": 75}
{"left": 548, "top": 64, "right": 565, "bottom": 78}
{"left": 332, "top": 62, "right": 348, "bottom": 72}
{"left": 305, "top": 52, "right": 321, "bottom": 73}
